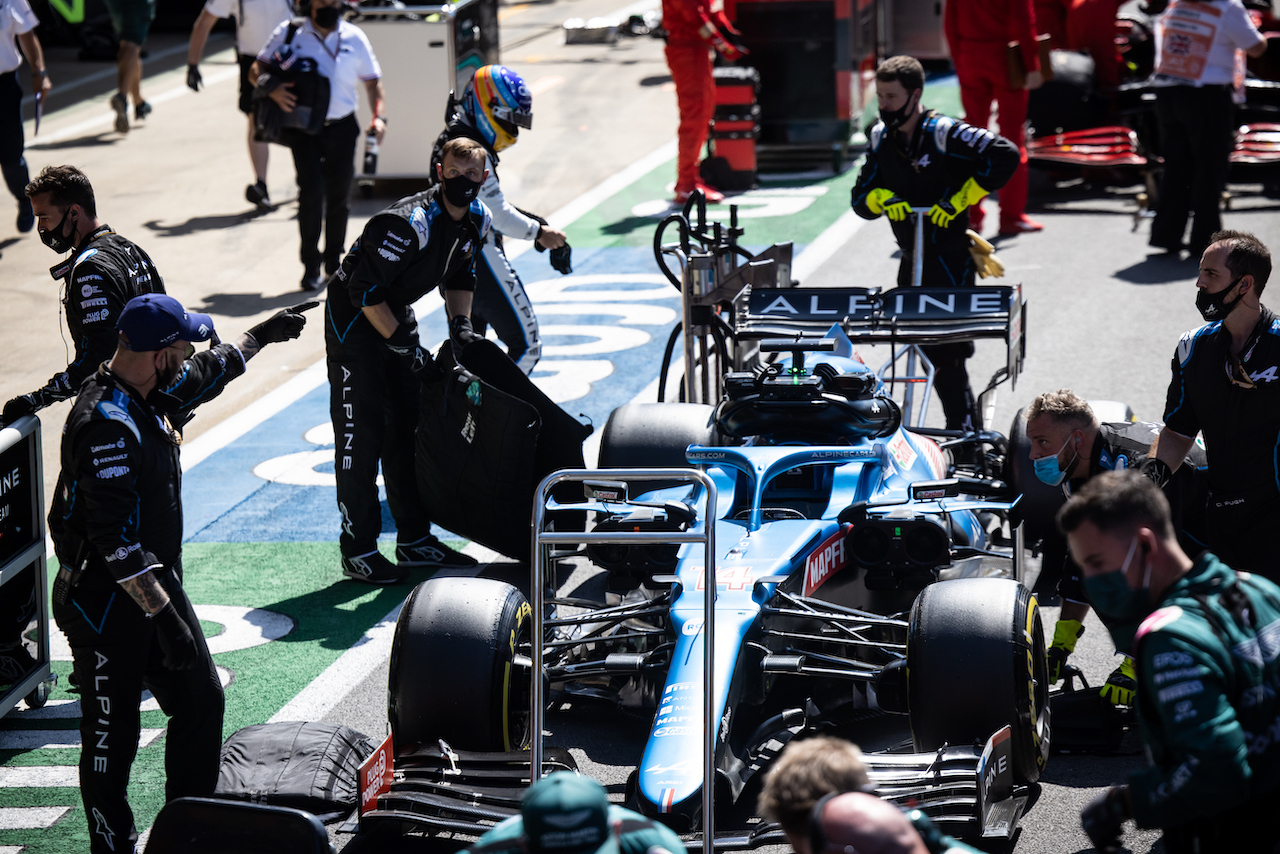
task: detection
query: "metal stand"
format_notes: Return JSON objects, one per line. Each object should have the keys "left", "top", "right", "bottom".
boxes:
{"left": 530, "top": 469, "right": 718, "bottom": 849}
{"left": 0, "top": 415, "right": 55, "bottom": 717}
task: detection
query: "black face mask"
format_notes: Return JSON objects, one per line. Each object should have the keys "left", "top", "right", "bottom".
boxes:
{"left": 442, "top": 173, "right": 481, "bottom": 208}
{"left": 40, "top": 207, "right": 76, "bottom": 254}
{"left": 880, "top": 89, "right": 920, "bottom": 132}
{"left": 313, "top": 5, "right": 341, "bottom": 28}
{"left": 1196, "top": 276, "right": 1244, "bottom": 321}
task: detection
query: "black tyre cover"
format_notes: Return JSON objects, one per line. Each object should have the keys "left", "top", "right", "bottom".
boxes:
{"left": 214, "top": 722, "right": 375, "bottom": 819}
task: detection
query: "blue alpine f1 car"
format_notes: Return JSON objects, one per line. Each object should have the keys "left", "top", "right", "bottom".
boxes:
{"left": 368, "top": 281, "right": 1048, "bottom": 848}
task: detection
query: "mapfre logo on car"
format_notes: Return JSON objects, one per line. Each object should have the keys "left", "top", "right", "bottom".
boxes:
{"left": 804, "top": 526, "right": 850, "bottom": 597}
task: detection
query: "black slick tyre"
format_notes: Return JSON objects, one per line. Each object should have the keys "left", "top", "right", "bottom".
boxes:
{"left": 388, "top": 577, "right": 532, "bottom": 752}
{"left": 907, "top": 577, "right": 1050, "bottom": 784}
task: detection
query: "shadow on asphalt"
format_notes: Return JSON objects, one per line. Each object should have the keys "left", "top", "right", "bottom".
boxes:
{"left": 28, "top": 131, "right": 120, "bottom": 151}
{"left": 143, "top": 208, "right": 272, "bottom": 237}
{"left": 195, "top": 289, "right": 324, "bottom": 317}
{"left": 1112, "top": 252, "right": 1200, "bottom": 285}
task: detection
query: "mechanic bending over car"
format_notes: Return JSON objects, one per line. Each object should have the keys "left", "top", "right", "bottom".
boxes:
{"left": 1061, "top": 471, "right": 1280, "bottom": 854}
{"left": 428, "top": 64, "right": 570, "bottom": 375}
{"left": 323, "top": 136, "right": 491, "bottom": 585}
{"left": 757, "top": 736, "right": 872, "bottom": 854}
{"left": 809, "top": 791, "right": 983, "bottom": 854}
{"left": 1147, "top": 230, "right": 1280, "bottom": 582}
{"left": 49, "top": 294, "right": 313, "bottom": 854}
{"left": 1024, "top": 389, "right": 1209, "bottom": 704}
{"left": 462, "top": 772, "right": 686, "bottom": 854}
{"left": 851, "top": 55, "right": 1020, "bottom": 434}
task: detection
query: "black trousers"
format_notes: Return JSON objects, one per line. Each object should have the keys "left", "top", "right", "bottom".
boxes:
{"left": 0, "top": 70, "right": 31, "bottom": 207}
{"left": 1151, "top": 84, "right": 1235, "bottom": 256}
{"left": 1205, "top": 492, "right": 1280, "bottom": 584}
{"left": 53, "top": 562, "right": 223, "bottom": 854}
{"left": 324, "top": 313, "right": 432, "bottom": 557}
{"left": 290, "top": 113, "right": 359, "bottom": 276}
{"left": 895, "top": 235, "right": 982, "bottom": 431}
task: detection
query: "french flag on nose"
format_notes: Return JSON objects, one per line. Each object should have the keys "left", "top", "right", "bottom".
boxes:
{"left": 658, "top": 789, "right": 676, "bottom": 813}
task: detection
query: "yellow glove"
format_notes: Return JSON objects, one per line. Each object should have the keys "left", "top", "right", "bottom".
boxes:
{"left": 1100, "top": 655, "right": 1136, "bottom": 707}
{"left": 864, "top": 188, "right": 912, "bottom": 221}
{"left": 967, "top": 230, "right": 1005, "bottom": 279}
{"left": 928, "top": 177, "right": 990, "bottom": 228}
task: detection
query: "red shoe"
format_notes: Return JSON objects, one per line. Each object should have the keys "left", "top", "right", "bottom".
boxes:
{"left": 998, "top": 216, "right": 1044, "bottom": 237}
{"left": 675, "top": 181, "right": 725, "bottom": 205}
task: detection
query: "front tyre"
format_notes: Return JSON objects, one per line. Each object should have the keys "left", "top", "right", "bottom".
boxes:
{"left": 388, "top": 577, "right": 532, "bottom": 752}
{"left": 907, "top": 577, "right": 1050, "bottom": 784}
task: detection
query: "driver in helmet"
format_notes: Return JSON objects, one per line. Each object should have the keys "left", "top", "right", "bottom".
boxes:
{"left": 429, "top": 64, "right": 568, "bottom": 375}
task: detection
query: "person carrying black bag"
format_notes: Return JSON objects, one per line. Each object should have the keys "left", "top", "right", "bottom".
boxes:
{"left": 251, "top": 0, "right": 385, "bottom": 291}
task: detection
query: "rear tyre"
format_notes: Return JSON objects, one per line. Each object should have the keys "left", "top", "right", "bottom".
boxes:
{"left": 907, "top": 577, "right": 1050, "bottom": 784}
{"left": 599, "top": 403, "right": 720, "bottom": 471}
{"left": 388, "top": 577, "right": 532, "bottom": 751}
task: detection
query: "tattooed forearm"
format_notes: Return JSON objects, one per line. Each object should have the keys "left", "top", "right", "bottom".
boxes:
{"left": 120, "top": 571, "right": 172, "bottom": 615}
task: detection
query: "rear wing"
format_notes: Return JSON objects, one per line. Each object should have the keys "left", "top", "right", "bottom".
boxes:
{"left": 736, "top": 285, "right": 1026, "bottom": 390}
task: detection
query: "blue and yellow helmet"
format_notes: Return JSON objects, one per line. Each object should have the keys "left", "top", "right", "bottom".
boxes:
{"left": 462, "top": 65, "right": 533, "bottom": 153}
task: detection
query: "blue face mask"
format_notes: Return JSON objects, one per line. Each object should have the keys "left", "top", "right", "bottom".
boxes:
{"left": 1083, "top": 536, "right": 1153, "bottom": 653}
{"left": 1032, "top": 432, "right": 1079, "bottom": 486}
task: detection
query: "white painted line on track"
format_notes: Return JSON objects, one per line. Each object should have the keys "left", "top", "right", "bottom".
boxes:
{"left": 0, "top": 766, "right": 79, "bottom": 788}
{"left": 0, "top": 844, "right": 27, "bottom": 853}
{"left": 0, "top": 808, "right": 69, "bottom": 830}
{"left": 793, "top": 210, "right": 867, "bottom": 284}
{"left": 269, "top": 605, "right": 402, "bottom": 724}
{"left": 6, "top": 699, "right": 78, "bottom": 721}
{"left": 0, "top": 728, "right": 163, "bottom": 751}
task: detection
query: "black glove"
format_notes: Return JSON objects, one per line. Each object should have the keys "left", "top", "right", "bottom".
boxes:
{"left": 386, "top": 320, "right": 438, "bottom": 376}
{"left": 248, "top": 300, "right": 317, "bottom": 346}
{"left": 187, "top": 64, "right": 202, "bottom": 92}
{"left": 1081, "top": 787, "right": 1130, "bottom": 854}
{"left": 2, "top": 393, "right": 42, "bottom": 426}
{"left": 449, "top": 314, "right": 480, "bottom": 360}
{"left": 1140, "top": 457, "right": 1172, "bottom": 488}
{"left": 549, "top": 243, "right": 573, "bottom": 275}
{"left": 151, "top": 599, "right": 199, "bottom": 671}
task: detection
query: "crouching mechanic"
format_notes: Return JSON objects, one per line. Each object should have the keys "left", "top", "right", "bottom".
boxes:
{"left": 325, "top": 136, "right": 492, "bottom": 584}
{"left": 1061, "top": 472, "right": 1280, "bottom": 853}
{"left": 429, "top": 64, "right": 569, "bottom": 375}
{"left": 1024, "top": 389, "right": 1209, "bottom": 704}
{"left": 50, "top": 293, "right": 312, "bottom": 854}
{"left": 851, "top": 55, "right": 1019, "bottom": 432}
{"left": 463, "top": 772, "right": 685, "bottom": 854}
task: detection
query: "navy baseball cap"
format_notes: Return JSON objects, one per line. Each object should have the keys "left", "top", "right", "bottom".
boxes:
{"left": 521, "top": 774, "right": 618, "bottom": 854}
{"left": 116, "top": 294, "right": 215, "bottom": 352}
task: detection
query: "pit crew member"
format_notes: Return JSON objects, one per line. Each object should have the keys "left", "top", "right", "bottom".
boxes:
{"left": 324, "top": 136, "right": 490, "bottom": 584}
{"left": 2, "top": 165, "right": 164, "bottom": 425}
{"left": 50, "top": 293, "right": 312, "bottom": 854}
{"left": 850, "top": 55, "right": 1020, "bottom": 432}
{"left": 943, "top": 0, "right": 1044, "bottom": 236}
{"left": 462, "top": 772, "right": 687, "bottom": 854}
{"left": 1148, "top": 0, "right": 1266, "bottom": 255}
{"left": 757, "top": 736, "right": 871, "bottom": 854}
{"left": 252, "top": 0, "right": 385, "bottom": 290}
{"left": 1025, "top": 389, "right": 1209, "bottom": 703}
{"left": 1149, "top": 230, "right": 1280, "bottom": 581}
{"left": 662, "top": 0, "right": 746, "bottom": 204}
{"left": 1060, "top": 471, "right": 1280, "bottom": 853}
{"left": 428, "top": 64, "right": 569, "bottom": 374}
{"left": 810, "top": 791, "right": 984, "bottom": 854}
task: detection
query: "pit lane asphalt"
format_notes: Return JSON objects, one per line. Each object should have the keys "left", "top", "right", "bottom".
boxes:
{"left": 8, "top": 3, "right": 1280, "bottom": 852}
